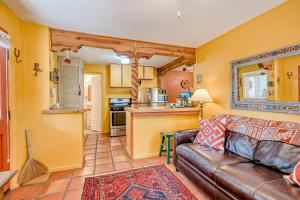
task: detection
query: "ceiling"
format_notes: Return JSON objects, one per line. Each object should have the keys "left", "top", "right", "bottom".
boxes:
{"left": 58, "top": 47, "right": 178, "bottom": 67}
{"left": 3, "top": 0, "right": 286, "bottom": 47}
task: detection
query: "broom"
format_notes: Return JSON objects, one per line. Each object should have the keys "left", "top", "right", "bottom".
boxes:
{"left": 17, "top": 129, "right": 48, "bottom": 185}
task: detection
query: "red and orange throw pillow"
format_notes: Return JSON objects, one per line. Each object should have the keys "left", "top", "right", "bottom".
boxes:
{"left": 194, "top": 116, "right": 227, "bottom": 151}
{"left": 284, "top": 161, "right": 300, "bottom": 186}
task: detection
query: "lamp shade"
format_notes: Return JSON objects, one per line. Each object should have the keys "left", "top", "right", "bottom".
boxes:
{"left": 190, "top": 89, "right": 213, "bottom": 103}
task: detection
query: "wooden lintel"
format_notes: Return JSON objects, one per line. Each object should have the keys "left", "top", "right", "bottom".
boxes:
{"left": 50, "top": 28, "right": 195, "bottom": 60}
{"left": 158, "top": 57, "right": 195, "bottom": 75}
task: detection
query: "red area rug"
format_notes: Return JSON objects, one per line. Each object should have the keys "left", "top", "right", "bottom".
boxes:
{"left": 82, "top": 164, "right": 197, "bottom": 200}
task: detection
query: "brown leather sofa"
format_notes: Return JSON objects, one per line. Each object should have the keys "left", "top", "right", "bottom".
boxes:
{"left": 174, "top": 129, "right": 300, "bottom": 200}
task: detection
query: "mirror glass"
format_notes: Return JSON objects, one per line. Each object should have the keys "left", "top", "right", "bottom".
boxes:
{"left": 238, "top": 54, "right": 300, "bottom": 102}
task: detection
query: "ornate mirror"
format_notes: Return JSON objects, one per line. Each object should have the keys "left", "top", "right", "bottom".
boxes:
{"left": 231, "top": 43, "right": 300, "bottom": 114}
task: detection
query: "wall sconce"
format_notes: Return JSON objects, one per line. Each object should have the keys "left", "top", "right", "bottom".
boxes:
{"left": 33, "top": 63, "right": 43, "bottom": 76}
{"left": 287, "top": 72, "right": 293, "bottom": 79}
{"left": 196, "top": 74, "right": 202, "bottom": 83}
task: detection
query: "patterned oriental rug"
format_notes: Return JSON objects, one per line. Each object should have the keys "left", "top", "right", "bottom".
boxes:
{"left": 82, "top": 164, "right": 197, "bottom": 200}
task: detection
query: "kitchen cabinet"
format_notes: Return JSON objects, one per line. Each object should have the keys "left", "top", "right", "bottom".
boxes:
{"left": 138, "top": 66, "right": 144, "bottom": 79}
{"left": 122, "top": 64, "right": 132, "bottom": 87}
{"left": 138, "top": 66, "right": 154, "bottom": 80}
{"left": 110, "top": 64, "right": 132, "bottom": 87}
{"left": 110, "top": 64, "right": 122, "bottom": 87}
{"left": 143, "top": 67, "right": 154, "bottom": 80}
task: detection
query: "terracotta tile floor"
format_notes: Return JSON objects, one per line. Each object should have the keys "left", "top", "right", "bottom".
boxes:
{"left": 5, "top": 132, "right": 209, "bottom": 200}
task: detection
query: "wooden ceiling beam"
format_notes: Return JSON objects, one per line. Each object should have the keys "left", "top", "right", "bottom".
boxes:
{"left": 158, "top": 57, "right": 195, "bottom": 75}
{"left": 50, "top": 28, "right": 196, "bottom": 60}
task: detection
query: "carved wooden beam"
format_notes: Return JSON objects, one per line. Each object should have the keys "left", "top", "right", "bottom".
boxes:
{"left": 158, "top": 57, "right": 195, "bottom": 75}
{"left": 50, "top": 28, "right": 195, "bottom": 60}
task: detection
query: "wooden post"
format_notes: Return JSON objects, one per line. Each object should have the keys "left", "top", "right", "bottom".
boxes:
{"left": 131, "top": 56, "right": 139, "bottom": 105}
{"left": 157, "top": 75, "right": 162, "bottom": 93}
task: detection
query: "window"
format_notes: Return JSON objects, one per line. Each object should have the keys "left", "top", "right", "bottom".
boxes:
{"left": 243, "top": 71, "right": 267, "bottom": 100}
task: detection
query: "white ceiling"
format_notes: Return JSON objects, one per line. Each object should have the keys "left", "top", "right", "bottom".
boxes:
{"left": 58, "top": 46, "right": 178, "bottom": 67}
{"left": 3, "top": 0, "right": 286, "bottom": 47}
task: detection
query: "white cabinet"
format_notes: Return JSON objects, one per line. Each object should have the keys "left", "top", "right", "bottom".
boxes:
{"left": 110, "top": 64, "right": 132, "bottom": 87}
{"left": 138, "top": 66, "right": 154, "bottom": 80}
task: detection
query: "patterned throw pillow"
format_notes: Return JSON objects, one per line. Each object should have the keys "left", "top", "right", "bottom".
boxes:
{"left": 284, "top": 161, "right": 300, "bottom": 186}
{"left": 194, "top": 117, "right": 227, "bottom": 151}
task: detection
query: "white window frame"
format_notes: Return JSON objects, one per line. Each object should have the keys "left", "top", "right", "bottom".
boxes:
{"left": 242, "top": 70, "right": 268, "bottom": 100}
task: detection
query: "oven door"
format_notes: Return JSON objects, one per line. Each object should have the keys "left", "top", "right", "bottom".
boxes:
{"left": 110, "top": 111, "right": 126, "bottom": 129}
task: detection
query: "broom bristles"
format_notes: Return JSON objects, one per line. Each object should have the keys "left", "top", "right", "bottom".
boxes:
{"left": 17, "top": 158, "right": 48, "bottom": 185}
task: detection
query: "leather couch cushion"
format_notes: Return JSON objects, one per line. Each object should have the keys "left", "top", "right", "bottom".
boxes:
{"left": 176, "top": 143, "right": 250, "bottom": 179}
{"left": 253, "top": 178, "right": 300, "bottom": 200}
{"left": 215, "top": 163, "right": 283, "bottom": 200}
{"left": 225, "top": 131, "right": 258, "bottom": 160}
{"left": 254, "top": 140, "right": 300, "bottom": 174}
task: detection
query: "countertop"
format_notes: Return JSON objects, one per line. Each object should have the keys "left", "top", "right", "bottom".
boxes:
{"left": 41, "top": 108, "right": 91, "bottom": 114}
{"left": 125, "top": 106, "right": 200, "bottom": 116}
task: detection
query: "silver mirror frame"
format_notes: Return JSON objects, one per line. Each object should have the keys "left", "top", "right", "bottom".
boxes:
{"left": 230, "top": 43, "right": 300, "bottom": 114}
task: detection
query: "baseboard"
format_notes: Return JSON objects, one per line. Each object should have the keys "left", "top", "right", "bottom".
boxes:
{"left": 133, "top": 152, "right": 158, "bottom": 159}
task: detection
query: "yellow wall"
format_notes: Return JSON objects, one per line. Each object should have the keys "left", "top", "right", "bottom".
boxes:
{"left": 274, "top": 55, "right": 299, "bottom": 101}
{"left": 0, "top": 3, "right": 83, "bottom": 188}
{"left": 194, "top": 0, "right": 300, "bottom": 122}
{"left": 84, "top": 64, "right": 158, "bottom": 133}
{"left": 0, "top": 3, "right": 27, "bottom": 188}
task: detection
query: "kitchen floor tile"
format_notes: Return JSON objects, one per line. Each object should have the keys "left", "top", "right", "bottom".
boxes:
{"left": 95, "top": 163, "right": 114, "bottom": 174}
{"left": 36, "top": 192, "right": 64, "bottom": 200}
{"left": 114, "top": 161, "right": 132, "bottom": 171}
{"left": 68, "top": 177, "right": 86, "bottom": 190}
{"left": 95, "top": 157, "right": 112, "bottom": 165}
{"left": 64, "top": 189, "right": 83, "bottom": 200}
{"left": 49, "top": 170, "right": 74, "bottom": 181}
{"left": 6, "top": 183, "right": 45, "bottom": 199}
{"left": 73, "top": 166, "right": 94, "bottom": 177}
{"left": 84, "top": 153, "right": 95, "bottom": 160}
{"left": 130, "top": 159, "right": 149, "bottom": 168}
{"left": 110, "top": 145, "right": 124, "bottom": 151}
{"left": 25, "top": 173, "right": 51, "bottom": 185}
{"left": 84, "top": 149, "right": 96, "bottom": 154}
{"left": 40, "top": 179, "right": 69, "bottom": 195}
{"left": 96, "top": 147, "right": 110, "bottom": 153}
{"left": 112, "top": 155, "right": 129, "bottom": 162}
{"left": 111, "top": 150, "right": 126, "bottom": 156}
{"left": 96, "top": 152, "right": 111, "bottom": 158}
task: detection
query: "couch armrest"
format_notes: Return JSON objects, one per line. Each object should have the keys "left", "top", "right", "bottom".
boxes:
{"left": 173, "top": 129, "right": 198, "bottom": 167}
{"left": 174, "top": 129, "right": 198, "bottom": 147}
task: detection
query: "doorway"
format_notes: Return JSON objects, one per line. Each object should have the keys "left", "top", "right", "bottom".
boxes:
{"left": 0, "top": 46, "right": 9, "bottom": 172}
{"left": 84, "top": 74, "right": 102, "bottom": 133}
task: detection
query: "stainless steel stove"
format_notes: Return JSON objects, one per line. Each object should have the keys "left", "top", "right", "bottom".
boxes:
{"left": 109, "top": 98, "right": 131, "bottom": 136}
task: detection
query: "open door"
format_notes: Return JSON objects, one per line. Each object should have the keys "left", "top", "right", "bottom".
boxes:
{"left": 91, "top": 75, "right": 102, "bottom": 132}
{"left": 0, "top": 46, "right": 9, "bottom": 173}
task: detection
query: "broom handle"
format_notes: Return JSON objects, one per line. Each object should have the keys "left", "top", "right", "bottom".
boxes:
{"left": 25, "top": 129, "right": 33, "bottom": 159}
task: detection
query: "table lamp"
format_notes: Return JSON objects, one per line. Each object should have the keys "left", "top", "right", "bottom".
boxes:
{"left": 190, "top": 89, "right": 213, "bottom": 119}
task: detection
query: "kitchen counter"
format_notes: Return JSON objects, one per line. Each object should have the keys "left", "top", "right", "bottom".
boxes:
{"left": 125, "top": 106, "right": 200, "bottom": 116}
{"left": 125, "top": 106, "right": 199, "bottom": 159}
{"left": 41, "top": 108, "right": 91, "bottom": 114}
